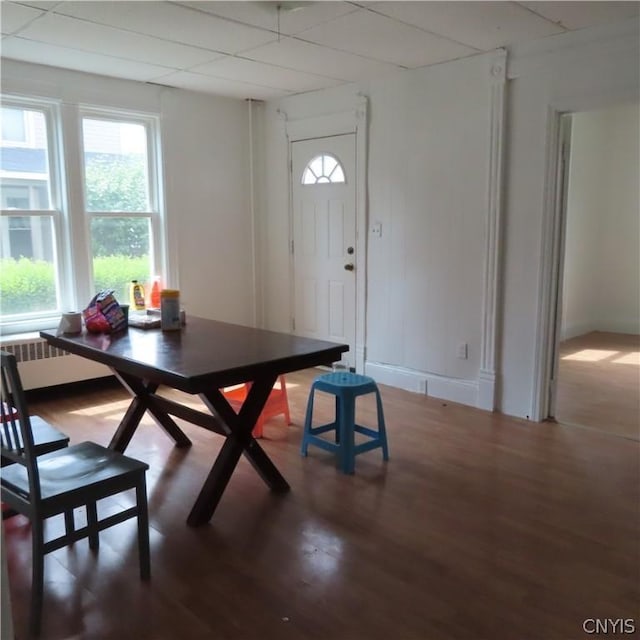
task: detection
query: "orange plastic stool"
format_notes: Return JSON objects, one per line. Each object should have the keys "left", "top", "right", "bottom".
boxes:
{"left": 221, "top": 375, "right": 291, "bottom": 438}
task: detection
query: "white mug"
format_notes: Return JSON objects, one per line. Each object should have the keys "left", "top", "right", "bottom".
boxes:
{"left": 58, "top": 311, "right": 82, "bottom": 334}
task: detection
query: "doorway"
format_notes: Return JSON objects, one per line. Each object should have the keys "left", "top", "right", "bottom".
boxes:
{"left": 290, "top": 134, "right": 357, "bottom": 369}
{"left": 547, "top": 102, "right": 640, "bottom": 440}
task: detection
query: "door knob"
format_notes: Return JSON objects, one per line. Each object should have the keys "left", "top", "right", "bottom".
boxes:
{"left": 344, "top": 263, "right": 354, "bottom": 271}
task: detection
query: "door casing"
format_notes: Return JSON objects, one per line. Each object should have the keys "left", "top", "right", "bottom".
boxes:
{"left": 283, "top": 98, "right": 369, "bottom": 373}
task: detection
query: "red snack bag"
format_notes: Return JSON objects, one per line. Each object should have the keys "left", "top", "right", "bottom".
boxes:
{"left": 83, "top": 290, "right": 127, "bottom": 334}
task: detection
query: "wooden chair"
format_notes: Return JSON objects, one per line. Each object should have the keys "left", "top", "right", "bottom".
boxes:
{"left": 221, "top": 375, "right": 291, "bottom": 438}
{"left": 1, "top": 365, "right": 70, "bottom": 521}
{"left": 1, "top": 404, "right": 69, "bottom": 467}
{"left": 0, "top": 351, "right": 151, "bottom": 637}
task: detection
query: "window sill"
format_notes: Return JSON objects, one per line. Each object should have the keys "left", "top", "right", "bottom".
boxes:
{"left": 0, "top": 329, "right": 56, "bottom": 345}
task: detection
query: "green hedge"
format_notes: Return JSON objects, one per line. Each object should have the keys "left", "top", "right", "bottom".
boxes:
{"left": 93, "top": 255, "right": 150, "bottom": 303}
{"left": 0, "top": 258, "right": 57, "bottom": 315}
{"left": 0, "top": 255, "right": 149, "bottom": 315}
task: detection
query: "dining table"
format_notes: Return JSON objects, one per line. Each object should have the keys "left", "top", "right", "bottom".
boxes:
{"left": 40, "top": 316, "right": 348, "bottom": 526}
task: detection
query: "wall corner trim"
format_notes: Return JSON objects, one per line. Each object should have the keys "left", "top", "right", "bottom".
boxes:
{"left": 479, "top": 49, "right": 507, "bottom": 411}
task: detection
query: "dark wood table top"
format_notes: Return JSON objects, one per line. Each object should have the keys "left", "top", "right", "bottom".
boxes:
{"left": 41, "top": 316, "right": 348, "bottom": 394}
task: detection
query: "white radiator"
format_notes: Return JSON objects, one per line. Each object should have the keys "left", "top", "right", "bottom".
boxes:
{"left": 1, "top": 336, "right": 110, "bottom": 390}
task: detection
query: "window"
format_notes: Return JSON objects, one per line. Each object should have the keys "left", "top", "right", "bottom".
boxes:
{"left": 1, "top": 107, "right": 27, "bottom": 143}
{"left": 0, "top": 99, "right": 165, "bottom": 334}
{"left": 81, "top": 116, "right": 156, "bottom": 303}
{"left": 302, "top": 153, "right": 346, "bottom": 185}
{"left": 0, "top": 103, "right": 59, "bottom": 320}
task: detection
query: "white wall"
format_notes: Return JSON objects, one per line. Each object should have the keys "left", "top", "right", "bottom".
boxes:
{"left": 261, "top": 53, "right": 496, "bottom": 405}
{"left": 1, "top": 60, "right": 255, "bottom": 329}
{"left": 260, "top": 18, "right": 639, "bottom": 419}
{"left": 502, "top": 19, "right": 639, "bottom": 418}
{"left": 160, "top": 89, "right": 254, "bottom": 324}
{"left": 562, "top": 103, "right": 640, "bottom": 339}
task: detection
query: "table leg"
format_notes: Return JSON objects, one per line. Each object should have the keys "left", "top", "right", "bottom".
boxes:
{"left": 109, "top": 394, "right": 149, "bottom": 452}
{"left": 188, "top": 376, "right": 289, "bottom": 526}
{"left": 110, "top": 370, "right": 191, "bottom": 451}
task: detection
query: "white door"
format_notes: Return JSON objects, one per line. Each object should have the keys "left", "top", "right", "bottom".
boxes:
{"left": 291, "top": 134, "right": 356, "bottom": 368}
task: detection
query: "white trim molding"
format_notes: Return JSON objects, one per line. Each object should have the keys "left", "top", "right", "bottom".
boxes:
{"left": 365, "top": 361, "right": 480, "bottom": 407}
{"left": 531, "top": 107, "right": 564, "bottom": 423}
{"left": 478, "top": 49, "right": 507, "bottom": 411}
{"left": 281, "top": 96, "right": 369, "bottom": 374}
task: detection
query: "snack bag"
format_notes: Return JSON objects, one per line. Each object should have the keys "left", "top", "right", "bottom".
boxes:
{"left": 82, "top": 290, "right": 127, "bottom": 334}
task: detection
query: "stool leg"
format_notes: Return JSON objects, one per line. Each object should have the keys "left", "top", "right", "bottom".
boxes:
{"left": 375, "top": 389, "right": 389, "bottom": 461}
{"left": 334, "top": 395, "right": 341, "bottom": 444}
{"left": 301, "top": 386, "right": 316, "bottom": 456}
{"left": 340, "top": 394, "right": 356, "bottom": 474}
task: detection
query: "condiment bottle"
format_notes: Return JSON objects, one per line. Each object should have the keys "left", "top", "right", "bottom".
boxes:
{"left": 130, "top": 280, "right": 145, "bottom": 311}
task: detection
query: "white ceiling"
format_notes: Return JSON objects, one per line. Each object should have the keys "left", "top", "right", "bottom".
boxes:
{"left": 2, "top": 1, "right": 638, "bottom": 100}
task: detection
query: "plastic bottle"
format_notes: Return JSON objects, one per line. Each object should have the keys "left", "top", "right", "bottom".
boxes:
{"left": 150, "top": 276, "right": 161, "bottom": 309}
{"left": 130, "top": 280, "right": 145, "bottom": 311}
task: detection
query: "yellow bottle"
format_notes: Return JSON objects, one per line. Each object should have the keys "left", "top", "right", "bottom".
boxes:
{"left": 130, "top": 280, "right": 145, "bottom": 311}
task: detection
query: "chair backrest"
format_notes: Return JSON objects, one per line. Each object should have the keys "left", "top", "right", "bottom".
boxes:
{"left": 0, "top": 350, "right": 42, "bottom": 503}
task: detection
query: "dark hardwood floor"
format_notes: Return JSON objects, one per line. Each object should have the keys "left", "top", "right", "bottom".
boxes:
{"left": 4, "top": 368, "right": 639, "bottom": 639}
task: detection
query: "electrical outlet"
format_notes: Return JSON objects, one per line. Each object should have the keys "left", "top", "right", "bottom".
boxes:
{"left": 457, "top": 342, "right": 468, "bottom": 359}
{"left": 371, "top": 222, "right": 382, "bottom": 238}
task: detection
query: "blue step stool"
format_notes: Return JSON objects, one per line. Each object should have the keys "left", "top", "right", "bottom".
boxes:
{"left": 301, "top": 371, "right": 389, "bottom": 474}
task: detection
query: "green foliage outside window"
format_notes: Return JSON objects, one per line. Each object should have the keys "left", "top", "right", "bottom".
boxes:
{"left": 85, "top": 153, "right": 148, "bottom": 213}
{"left": 0, "top": 257, "right": 57, "bottom": 315}
{"left": 85, "top": 154, "right": 150, "bottom": 258}
{"left": 93, "top": 255, "right": 149, "bottom": 304}
{"left": 1, "top": 154, "right": 154, "bottom": 317}
{"left": 0, "top": 255, "right": 149, "bottom": 314}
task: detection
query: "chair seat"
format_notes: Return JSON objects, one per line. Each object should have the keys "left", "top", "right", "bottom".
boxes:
{"left": 2, "top": 416, "right": 69, "bottom": 467}
{"left": 2, "top": 441, "right": 148, "bottom": 505}
{"left": 311, "top": 371, "right": 380, "bottom": 394}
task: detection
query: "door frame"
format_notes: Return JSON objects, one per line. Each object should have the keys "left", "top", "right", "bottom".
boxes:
{"left": 282, "top": 97, "right": 368, "bottom": 373}
{"left": 532, "top": 108, "right": 573, "bottom": 421}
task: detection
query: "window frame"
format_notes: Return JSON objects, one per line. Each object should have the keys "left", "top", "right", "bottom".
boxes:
{"left": 0, "top": 96, "right": 66, "bottom": 334}
{"left": 78, "top": 107, "right": 166, "bottom": 304}
{"left": 301, "top": 153, "right": 346, "bottom": 185}
{"left": 0, "top": 97, "right": 167, "bottom": 336}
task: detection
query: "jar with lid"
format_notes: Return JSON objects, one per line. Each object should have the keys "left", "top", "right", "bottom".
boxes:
{"left": 160, "top": 289, "right": 181, "bottom": 330}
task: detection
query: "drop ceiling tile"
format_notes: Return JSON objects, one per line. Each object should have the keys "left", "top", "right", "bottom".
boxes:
{"left": 151, "top": 69, "right": 289, "bottom": 100}
{"left": 178, "top": 1, "right": 281, "bottom": 31}
{"left": 244, "top": 36, "right": 402, "bottom": 82}
{"left": 366, "top": 1, "right": 566, "bottom": 50}
{"left": 53, "top": 1, "right": 277, "bottom": 54}
{"left": 296, "top": 8, "right": 476, "bottom": 68}
{"left": 192, "top": 55, "right": 343, "bottom": 92}
{"left": 8, "top": 0, "right": 62, "bottom": 11}
{"left": 520, "top": 1, "right": 640, "bottom": 30}
{"left": 181, "top": 1, "right": 359, "bottom": 36}
{"left": 9, "top": 1, "right": 59, "bottom": 10}
{"left": 17, "top": 12, "right": 220, "bottom": 69}
{"left": 1, "top": 36, "right": 174, "bottom": 81}
{"left": 1, "top": 2, "right": 44, "bottom": 34}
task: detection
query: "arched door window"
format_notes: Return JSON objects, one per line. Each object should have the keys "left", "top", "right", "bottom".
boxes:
{"left": 301, "top": 153, "right": 346, "bottom": 185}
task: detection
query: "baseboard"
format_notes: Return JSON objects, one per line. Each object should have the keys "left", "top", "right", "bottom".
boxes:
{"left": 25, "top": 375, "right": 119, "bottom": 402}
{"left": 561, "top": 322, "right": 640, "bottom": 341}
{"left": 364, "top": 361, "right": 480, "bottom": 408}
{"left": 17, "top": 355, "right": 111, "bottom": 391}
